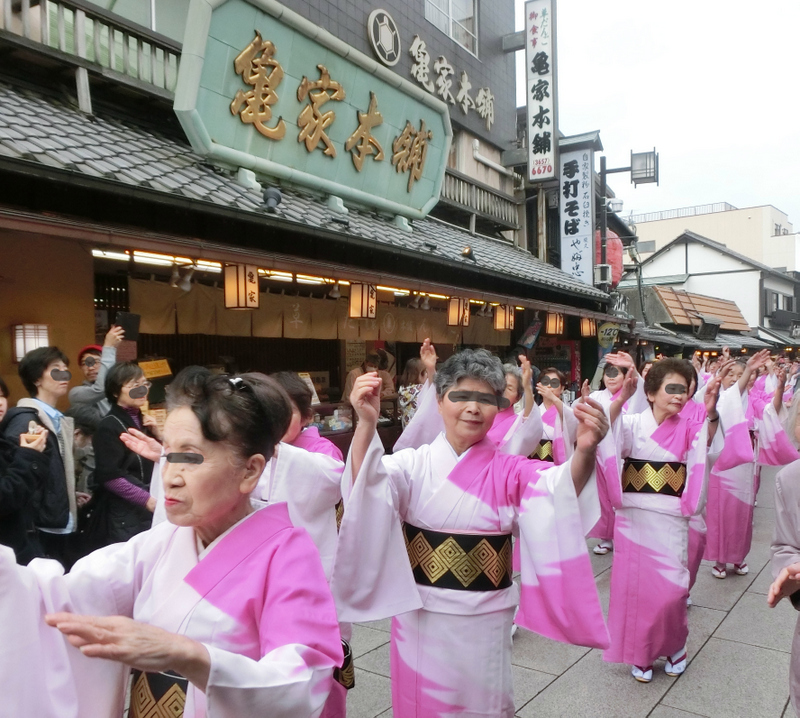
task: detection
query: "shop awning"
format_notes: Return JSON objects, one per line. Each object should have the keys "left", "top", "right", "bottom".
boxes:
{"left": 626, "top": 324, "right": 771, "bottom": 351}
{"left": 757, "top": 326, "right": 797, "bottom": 347}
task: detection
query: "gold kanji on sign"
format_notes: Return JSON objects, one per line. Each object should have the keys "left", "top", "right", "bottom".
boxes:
{"left": 391, "top": 119, "right": 433, "bottom": 191}
{"left": 230, "top": 31, "right": 286, "bottom": 140}
{"left": 344, "top": 92, "right": 385, "bottom": 171}
{"left": 297, "top": 64, "right": 345, "bottom": 157}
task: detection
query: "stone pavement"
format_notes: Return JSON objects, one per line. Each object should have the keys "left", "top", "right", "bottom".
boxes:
{"left": 344, "top": 465, "right": 797, "bottom": 718}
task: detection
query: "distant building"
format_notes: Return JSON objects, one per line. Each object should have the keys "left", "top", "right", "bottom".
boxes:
{"left": 619, "top": 231, "right": 800, "bottom": 347}
{"left": 631, "top": 203, "right": 799, "bottom": 270}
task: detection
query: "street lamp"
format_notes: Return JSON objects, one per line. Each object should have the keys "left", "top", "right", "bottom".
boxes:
{"left": 599, "top": 149, "right": 659, "bottom": 292}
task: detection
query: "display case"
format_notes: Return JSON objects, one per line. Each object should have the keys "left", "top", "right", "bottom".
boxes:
{"left": 313, "top": 397, "right": 402, "bottom": 455}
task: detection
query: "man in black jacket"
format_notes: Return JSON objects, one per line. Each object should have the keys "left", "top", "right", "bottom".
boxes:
{"left": 3, "top": 347, "right": 88, "bottom": 567}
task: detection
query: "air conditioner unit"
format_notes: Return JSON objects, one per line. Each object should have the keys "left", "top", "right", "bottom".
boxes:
{"left": 594, "top": 264, "right": 612, "bottom": 285}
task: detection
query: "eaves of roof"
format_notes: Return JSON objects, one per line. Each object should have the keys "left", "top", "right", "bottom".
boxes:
{"left": 0, "top": 80, "right": 608, "bottom": 303}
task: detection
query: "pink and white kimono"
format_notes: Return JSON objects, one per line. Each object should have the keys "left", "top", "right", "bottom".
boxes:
{"left": 394, "top": 381, "right": 543, "bottom": 457}
{"left": 680, "top": 399, "right": 712, "bottom": 590}
{"left": 291, "top": 426, "right": 344, "bottom": 462}
{"left": 254, "top": 442, "right": 343, "bottom": 581}
{"left": 254, "top": 442, "right": 347, "bottom": 718}
{"left": 587, "top": 379, "right": 649, "bottom": 543}
{"left": 603, "top": 409, "right": 710, "bottom": 668}
{"left": 331, "top": 431, "right": 611, "bottom": 717}
{"left": 0, "top": 503, "right": 343, "bottom": 717}
{"left": 704, "top": 384, "right": 758, "bottom": 567}
{"left": 538, "top": 401, "right": 577, "bottom": 465}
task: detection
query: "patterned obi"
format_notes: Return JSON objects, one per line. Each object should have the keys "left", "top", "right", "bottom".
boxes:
{"left": 403, "top": 522, "right": 513, "bottom": 591}
{"left": 334, "top": 639, "right": 355, "bottom": 690}
{"left": 622, "top": 458, "right": 686, "bottom": 497}
{"left": 530, "top": 439, "right": 554, "bottom": 462}
{"left": 130, "top": 669, "right": 187, "bottom": 718}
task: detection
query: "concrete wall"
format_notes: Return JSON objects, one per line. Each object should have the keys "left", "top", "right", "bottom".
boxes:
{"left": 637, "top": 205, "right": 794, "bottom": 266}
{"left": 97, "top": 0, "right": 515, "bottom": 152}
{"left": 683, "top": 272, "right": 761, "bottom": 327}
{"left": 0, "top": 233, "right": 95, "bottom": 410}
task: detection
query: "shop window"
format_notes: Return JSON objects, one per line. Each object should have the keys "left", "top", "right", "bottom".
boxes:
{"left": 425, "top": 0, "right": 478, "bottom": 55}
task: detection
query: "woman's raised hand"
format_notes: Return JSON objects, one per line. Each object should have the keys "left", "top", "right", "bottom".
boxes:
{"left": 419, "top": 338, "right": 438, "bottom": 382}
{"left": 120, "top": 428, "right": 162, "bottom": 462}
{"left": 704, "top": 375, "right": 721, "bottom": 418}
{"left": 747, "top": 348, "right": 771, "bottom": 371}
{"left": 350, "top": 372, "right": 382, "bottom": 426}
{"left": 519, "top": 355, "right": 533, "bottom": 390}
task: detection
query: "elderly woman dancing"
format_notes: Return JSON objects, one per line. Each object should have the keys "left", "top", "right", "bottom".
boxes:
{"left": 0, "top": 373, "right": 343, "bottom": 718}
{"left": 331, "top": 348, "right": 613, "bottom": 717}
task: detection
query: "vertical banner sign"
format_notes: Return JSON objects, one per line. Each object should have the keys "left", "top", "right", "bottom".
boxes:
{"left": 525, "top": 0, "right": 557, "bottom": 181}
{"left": 559, "top": 148, "right": 594, "bottom": 285}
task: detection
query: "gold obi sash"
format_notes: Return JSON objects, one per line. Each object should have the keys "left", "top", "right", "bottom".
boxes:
{"left": 403, "top": 522, "right": 513, "bottom": 591}
{"left": 530, "top": 439, "right": 554, "bottom": 462}
{"left": 130, "top": 669, "right": 187, "bottom": 718}
{"left": 622, "top": 458, "right": 686, "bottom": 497}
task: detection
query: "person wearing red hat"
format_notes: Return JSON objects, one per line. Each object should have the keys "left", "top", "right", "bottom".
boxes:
{"left": 68, "top": 326, "right": 124, "bottom": 421}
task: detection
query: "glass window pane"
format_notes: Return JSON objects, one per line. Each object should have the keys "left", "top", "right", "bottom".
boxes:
{"left": 452, "top": 20, "right": 476, "bottom": 53}
{"left": 424, "top": 0, "right": 449, "bottom": 34}
{"left": 452, "top": 0, "right": 475, "bottom": 29}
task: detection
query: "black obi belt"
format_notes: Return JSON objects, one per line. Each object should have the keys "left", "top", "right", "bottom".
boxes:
{"left": 622, "top": 458, "right": 687, "bottom": 497}
{"left": 530, "top": 439, "right": 554, "bottom": 462}
{"left": 402, "top": 522, "right": 513, "bottom": 591}
{"left": 130, "top": 669, "right": 187, "bottom": 718}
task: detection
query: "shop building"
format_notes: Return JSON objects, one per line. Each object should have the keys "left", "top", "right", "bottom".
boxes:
{"left": 0, "top": 0, "right": 615, "bottom": 414}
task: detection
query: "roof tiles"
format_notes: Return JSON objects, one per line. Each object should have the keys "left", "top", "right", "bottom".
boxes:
{"left": 0, "top": 80, "right": 606, "bottom": 301}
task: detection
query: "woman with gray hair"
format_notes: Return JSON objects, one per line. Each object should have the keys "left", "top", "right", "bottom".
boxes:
{"left": 394, "top": 340, "right": 542, "bottom": 456}
{"left": 332, "top": 348, "right": 613, "bottom": 717}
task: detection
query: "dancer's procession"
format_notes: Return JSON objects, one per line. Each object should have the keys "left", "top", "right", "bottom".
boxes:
{"left": 4, "top": 336, "right": 800, "bottom": 717}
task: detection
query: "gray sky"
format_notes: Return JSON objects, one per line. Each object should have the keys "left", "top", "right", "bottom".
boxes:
{"left": 514, "top": 0, "right": 800, "bottom": 231}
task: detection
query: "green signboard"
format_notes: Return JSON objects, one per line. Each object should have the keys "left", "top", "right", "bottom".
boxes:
{"left": 175, "top": 0, "right": 452, "bottom": 220}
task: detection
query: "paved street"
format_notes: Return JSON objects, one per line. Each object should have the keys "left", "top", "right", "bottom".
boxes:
{"left": 345, "top": 465, "right": 797, "bottom": 718}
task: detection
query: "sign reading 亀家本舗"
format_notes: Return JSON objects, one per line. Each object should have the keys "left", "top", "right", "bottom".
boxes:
{"left": 174, "top": 0, "right": 452, "bottom": 220}
{"left": 524, "top": 0, "right": 557, "bottom": 182}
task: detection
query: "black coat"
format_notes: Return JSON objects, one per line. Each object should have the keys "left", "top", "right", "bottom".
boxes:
{"left": 92, "top": 404, "right": 154, "bottom": 544}
{"left": 2, "top": 406, "right": 69, "bottom": 530}
{"left": 0, "top": 434, "right": 45, "bottom": 564}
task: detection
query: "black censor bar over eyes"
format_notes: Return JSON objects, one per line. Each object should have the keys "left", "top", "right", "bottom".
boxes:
{"left": 82, "top": 357, "right": 97, "bottom": 367}
{"left": 128, "top": 385, "right": 149, "bottom": 399}
{"left": 165, "top": 452, "right": 204, "bottom": 465}
{"left": 447, "top": 391, "right": 511, "bottom": 409}
{"left": 539, "top": 377, "right": 561, "bottom": 388}
{"left": 50, "top": 369, "right": 72, "bottom": 381}
{"left": 664, "top": 383, "right": 688, "bottom": 395}
{"left": 603, "top": 365, "right": 628, "bottom": 378}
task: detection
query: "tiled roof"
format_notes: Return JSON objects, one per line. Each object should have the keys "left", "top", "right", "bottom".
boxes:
{"left": 653, "top": 286, "right": 751, "bottom": 332}
{"left": 0, "top": 80, "right": 607, "bottom": 301}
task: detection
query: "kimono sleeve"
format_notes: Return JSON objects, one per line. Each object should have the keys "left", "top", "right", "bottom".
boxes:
{"left": 771, "top": 462, "right": 800, "bottom": 584}
{"left": 332, "top": 432, "right": 422, "bottom": 622}
{"left": 499, "top": 407, "right": 543, "bottom": 457}
{"left": 204, "top": 528, "right": 343, "bottom": 718}
{"left": 513, "top": 454, "right": 609, "bottom": 650}
{"left": 715, "top": 384, "right": 755, "bottom": 471}
{"left": 625, "top": 375, "right": 650, "bottom": 415}
{"left": 555, "top": 404, "right": 578, "bottom": 465}
{"left": 757, "top": 402, "right": 800, "bottom": 466}
{"left": 0, "top": 529, "right": 162, "bottom": 717}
